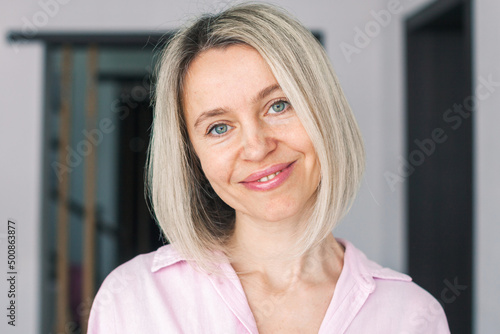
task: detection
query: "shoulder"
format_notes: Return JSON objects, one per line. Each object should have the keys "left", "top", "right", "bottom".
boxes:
{"left": 88, "top": 244, "right": 236, "bottom": 333}
{"left": 87, "top": 243, "right": 195, "bottom": 333}
{"left": 371, "top": 273, "right": 447, "bottom": 318}
{"left": 367, "top": 279, "right": 449, "bottom": 333}
{"left": 93, "top": 243, "right": 190, "bottom": 298}
{"left": 337, "top": 238, "right": 450, "bottom": 333}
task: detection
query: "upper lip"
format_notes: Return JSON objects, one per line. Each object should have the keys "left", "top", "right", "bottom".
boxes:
{"left": 240, "top": 161, "right": 296, "bottom": 183}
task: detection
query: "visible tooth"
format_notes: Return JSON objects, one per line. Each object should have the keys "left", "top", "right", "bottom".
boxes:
{"left": 256, "top": 170, "right": 283, "bottom": 182}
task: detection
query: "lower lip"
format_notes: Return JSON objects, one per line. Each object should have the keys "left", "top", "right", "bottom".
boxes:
{"left": 240, "top": 161, "right": 296, "bottom": 191}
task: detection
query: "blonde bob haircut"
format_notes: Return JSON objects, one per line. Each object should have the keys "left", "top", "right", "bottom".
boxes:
{"left": 147, "top": 2, "right": 365, "bottom": 275}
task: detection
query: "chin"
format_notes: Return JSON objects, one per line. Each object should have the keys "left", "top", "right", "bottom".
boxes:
{"left": 255, "top": 205, "right": 305, "bottom": 223}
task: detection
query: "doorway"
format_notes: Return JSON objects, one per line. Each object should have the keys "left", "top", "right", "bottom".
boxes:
{"left": 406, "top": 0, "right": 473, "bottom": 332}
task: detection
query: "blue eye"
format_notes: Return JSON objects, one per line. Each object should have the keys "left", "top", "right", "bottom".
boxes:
{"left": 269, "top": 101, "right": 289, "bottom": 114}
{"left": 209, "top": 123, "right": 231, "bottom": 136}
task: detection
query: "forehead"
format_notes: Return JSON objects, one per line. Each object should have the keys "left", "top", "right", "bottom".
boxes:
{"left": 186, "top": 44, "right": 269, "bottom": 77}
{"left": 182, "top": 45, "right": 278, "bottom": 108}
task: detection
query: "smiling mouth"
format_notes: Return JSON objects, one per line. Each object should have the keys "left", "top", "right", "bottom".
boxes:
{"left": 241, "top": 161, "right": 296, "bottom": 183}
{"left": 239, "top": 161, "right": 297, "bottom": 191}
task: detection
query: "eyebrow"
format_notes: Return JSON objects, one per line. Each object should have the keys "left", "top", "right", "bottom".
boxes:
{"left": 193, "top": 83, "right": 282, "bottom": 130}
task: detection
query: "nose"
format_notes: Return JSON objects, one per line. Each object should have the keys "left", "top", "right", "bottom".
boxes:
{"left": 239, "top": 119, "right": 277, "bottom": 161}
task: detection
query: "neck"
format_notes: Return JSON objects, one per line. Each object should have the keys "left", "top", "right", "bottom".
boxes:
{"left": 226, "top": 213, "right": 345, "bottom": 292}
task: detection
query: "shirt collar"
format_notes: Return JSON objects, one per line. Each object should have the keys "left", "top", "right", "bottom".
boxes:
{"left": 151, "top": 238, "right": 412, "bottom": 284}
{"left": 150, "top": 237, "right": 411, "bottom": 334}
{"left": 151, "top": 242, "right": 185, "bottom": 272}
{"left": 335, "top": 237, "right": 411, "bottom": 293}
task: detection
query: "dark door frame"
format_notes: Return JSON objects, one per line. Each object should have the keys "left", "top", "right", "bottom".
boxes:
{"left": 405, "top": 0, "right": 473, "bottom": 333}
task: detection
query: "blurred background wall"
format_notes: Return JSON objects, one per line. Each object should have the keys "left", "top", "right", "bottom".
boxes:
{"left": 0, "top": 0, "right": 498, "bottom": 333}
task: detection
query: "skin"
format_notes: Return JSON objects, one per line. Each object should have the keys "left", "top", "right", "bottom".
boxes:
{"left": 182, "top": 44, "right": 345, "bottom": 333}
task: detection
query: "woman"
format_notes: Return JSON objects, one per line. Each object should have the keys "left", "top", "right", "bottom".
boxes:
{"left": 88, "top": 3, "right": 449, "bottom": 333}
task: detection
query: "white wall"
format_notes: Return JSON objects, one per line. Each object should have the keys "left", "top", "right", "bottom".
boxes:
{"left": 474, "top": 0, "right": 500, "bottom": 332}
{"left": 5, "top": 0, "right": 497, "bottom": 333}
{"left": 1, "top": 2, "right": 45, "bottom": 334}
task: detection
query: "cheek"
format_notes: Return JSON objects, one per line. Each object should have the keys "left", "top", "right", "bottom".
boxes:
{"left": 286, "top": 121, "right": 316, "bottom": 155}
{"left": 289, "top": 123, "right": 321, "bottom": 178}
{"left": 197, "top": 150, "right": 232, "bottom": 186}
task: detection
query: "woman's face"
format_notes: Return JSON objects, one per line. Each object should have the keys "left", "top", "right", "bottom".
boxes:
{"left": 182, "top": 44, "right": 320, "bottom": 223}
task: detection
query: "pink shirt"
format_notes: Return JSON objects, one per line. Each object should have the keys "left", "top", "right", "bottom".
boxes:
{"left": 88, "top": 238, "right": 450, "bottom": 333}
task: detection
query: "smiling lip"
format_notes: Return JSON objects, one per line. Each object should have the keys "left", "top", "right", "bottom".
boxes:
{"left": 241, "top": 161, "right": 295, "bottom": 182}
{"left": 240, "top": 161, "right": 296, "bottom": 191}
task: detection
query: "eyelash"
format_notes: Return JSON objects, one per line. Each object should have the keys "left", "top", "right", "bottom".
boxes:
{"left": 205, "top": 98, "right": 291, "bottom": 137}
